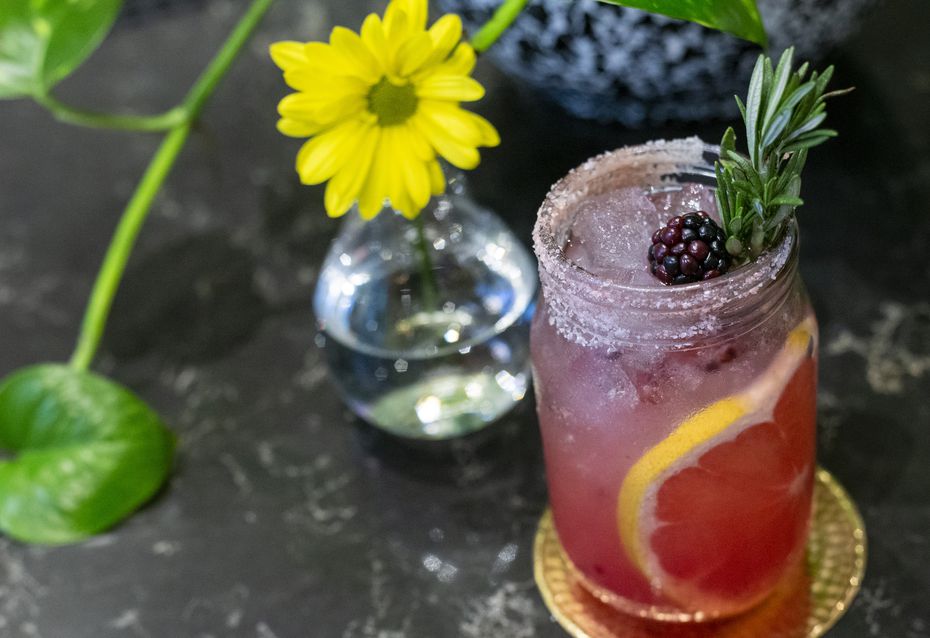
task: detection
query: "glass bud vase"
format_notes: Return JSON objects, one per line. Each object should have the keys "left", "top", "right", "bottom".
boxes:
{"left": 313, "top": 175, "right": 537, "bottom": 439}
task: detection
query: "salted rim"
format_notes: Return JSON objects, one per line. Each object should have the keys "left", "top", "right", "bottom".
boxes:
{"left": 532, "top": 137, "right": 796, "bottom": 347}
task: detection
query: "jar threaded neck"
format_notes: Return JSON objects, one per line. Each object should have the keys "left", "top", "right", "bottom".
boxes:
{"left": 533, "top": 138, "right": 798, "bottom": 350}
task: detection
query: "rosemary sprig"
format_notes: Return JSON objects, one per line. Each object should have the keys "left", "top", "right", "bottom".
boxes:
{"left": 715, "top": 47, "right": 852, "bottom": 263}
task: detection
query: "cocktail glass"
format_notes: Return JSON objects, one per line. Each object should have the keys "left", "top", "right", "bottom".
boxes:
{"left": 530, "top": 138, "right": 817, "bottom": 621}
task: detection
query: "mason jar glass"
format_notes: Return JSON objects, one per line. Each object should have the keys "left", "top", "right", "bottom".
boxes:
{"left": 530, "top": 139, "right": 818, "bottom": 621}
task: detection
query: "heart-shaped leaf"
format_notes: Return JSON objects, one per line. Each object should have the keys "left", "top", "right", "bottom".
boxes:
{"left": 595, "top": 0, "right": 767, "bottom": 47}
{"left": 0, "top": 364, "right": 174, "bottom": 544}
{"left": 0, "top": 0, "right": 123, "bottom": 99}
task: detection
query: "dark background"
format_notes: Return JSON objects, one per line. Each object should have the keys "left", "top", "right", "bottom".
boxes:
{"left": 0, "top": 0, "right": 928, "bottom": 636}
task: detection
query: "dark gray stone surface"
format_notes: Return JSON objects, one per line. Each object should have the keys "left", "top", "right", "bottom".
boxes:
{"left": 0, "top": 0, "right": 928, "bottom": 636}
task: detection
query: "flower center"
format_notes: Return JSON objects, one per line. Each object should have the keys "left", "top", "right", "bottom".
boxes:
{"left": 367, "top": 77, "right": 418, "bottom": 126}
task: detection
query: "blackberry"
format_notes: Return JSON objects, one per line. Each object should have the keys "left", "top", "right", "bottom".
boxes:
{"left": 647, "top": 212, "right": 731, "bottom": 285}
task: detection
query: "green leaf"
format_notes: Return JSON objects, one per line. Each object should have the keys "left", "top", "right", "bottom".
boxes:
{"left": 765, "top": 205, "right": 793, "bottom": 232}
{"left": 729, "top": 178, "right": 756, "bottom": 196}
{"left": 744, "top": 53, "right": 765, "bottom": 165}
{"left": 725, "top": 149, "right": 753, "bottom": 173}
{"left": 761, "top": 109, "right": 791, "bottom": 147}
{"left": 717, "top": 48, "right": 849, "bottom": 259}
{"left": 786, "top": 111, "right": 828, "bottom": 140}
{"left": 750, "top": 218, "right": 765, "bottom": 257}
{"left": 813, "top": 65, "right": 835, "bottom": 98}
{"left": 780, "top": 81, "right": 816, "bottom": 114}
{"left": 0, "top": 364, "right": 174, "bottom": 544}
{"left": 782, "top": 137, "right": 831, "bottom": 153}
{"left": 783, "top": 151, "right": 808, "bottom": 186}
{"left": 734, "top": 95, "right": 747, "bottom": 123}
{"left": 721, "top": 126, "right": 737, "bottom": 157}
{"left": 821, "top": 87, "right": 855, "bottom": 101}
{"left": 0, "top": 0, "right": 122, "bottom": 99}
{"left": 795, "top": 61, "right": 809, "bottom": 80}
{"left": 760, "top": 55, "right": 774, "bottom": 110}
{"left": 725, "top": 236, "right": 744, "bottom": 257}
{"left": 782, "top": 130, "right": 836, "bottom": 154}
{"left": 714, "top": 163, "right": 731, "bottom": 226}
{"left": 770, "top": 195, "right": 804, "bottom": 207}
{"left": 594, "top": 0, "right": 767, "bottom": 46}
{"left": 762, "top": 47, "right": 793, "bottom": 130}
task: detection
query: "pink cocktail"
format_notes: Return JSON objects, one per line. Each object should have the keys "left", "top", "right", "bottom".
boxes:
{"left": 531, "top": 139, "right": 817, "bottom": 620}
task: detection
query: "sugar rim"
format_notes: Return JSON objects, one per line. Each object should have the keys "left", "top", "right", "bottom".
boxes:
{"left": 533, "top": 137, "right": 797, "bottom": 348}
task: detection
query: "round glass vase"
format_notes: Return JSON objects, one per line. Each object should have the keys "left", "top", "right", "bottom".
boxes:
{"left": 313, "top": 176, "right": 537, "bottom": 440}
{"left": 530, "top": 139, "right": 818, "bottom": 621}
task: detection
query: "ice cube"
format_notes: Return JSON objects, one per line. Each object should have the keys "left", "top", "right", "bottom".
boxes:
{"left": 649, "top": 183, "right": 720, "bottom": 221}
{"left": 563, "top": 187, "right": 662, "bottom": 284}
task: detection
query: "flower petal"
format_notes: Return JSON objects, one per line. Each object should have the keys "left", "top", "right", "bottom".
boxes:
{"left": 302, "top": 42, "right": 371, "bottom": 79}
{"left": 430, "top": 42, "right": 476, "bottom": 77}
{"left": 360, "top": 14, "right": 390, "bottom": 71}
{"left": 358, "top": 133, "right": 392, "bottom": 219}
{"left": 416, "top": 75, "right": 485, "bottom": 102}
{"left": 460, "top": 110, "right": 500, "bottom": 147}
{"left": 277, "top": 92, "right": 330, "bottom": 117}
{"left": 277, "top": 93, "right": 354, "bottom": 136}
{"left": 278, "top": 74, "right": 369, "bottom": 123}
{"left": 295, "top": 118, "right": 368, "bottom": 185}
{"left": 390, "top": 0, "right": 428, "bottom": 33}
{"left": 424, "top": 14, "right": 462, "bottom": 65}
{"left": 282, "top": 67, "right": 370, "bottom": 95}
{"left": 428, "top": 159, "right": 446, "bottom": 196}
{"left": 278, "top": 89, "right": 366, "bottom": 131}
{"left": 394, "top": 133, "right": 431, "bottom": 212}
{"left": 402, "top": 121, "right": 433, "bottom": 161}
{"left": 380, "top": 128, "right": 416, "bottom": 218}
{"left": 412, "top": 112, "right": 480, "bottom": 170}
{"left": 329, "top": 26, "right": 381, "bottom": 82}
{"left": 270, "top": 41, "right": 308, "bottom": 71}
{"left": 325, "top": 126, "right": 380, "bottom": 217}
{"left": 277, "top": 117, "right": 324, "bottom": 138}
{"left": 420, "top": 102, "right": 499, "bottom": 148}
{"left": 396, "top": 32, "right": 433, "bottom": 76}
{"left": 383, "top": 6, "right": 410, "bottom": 58}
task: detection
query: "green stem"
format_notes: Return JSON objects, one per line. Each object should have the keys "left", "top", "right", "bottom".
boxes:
{"left": 469, "top": 0, "right": 530, "bottom": 53}
{"left": 69, "top": 124, "right": 191, "bottom": 370}
{"left": 413, "top": 215, "right": 440, "bottom": 312}
{"left": 69, "top": 0, "right": 275, "bottom": 370}
{"left": 34, "top": 93, "right": 187, "bottom": 132}
{"left": 179, "top": 0, "right": 275, "bottom": 116}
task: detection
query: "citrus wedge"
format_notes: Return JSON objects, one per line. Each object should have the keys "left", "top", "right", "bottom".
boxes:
{"left": 617, "top": 319, "right": 817, "bottom": 616}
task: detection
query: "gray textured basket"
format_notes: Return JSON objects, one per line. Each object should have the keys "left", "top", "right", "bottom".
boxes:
{"left": 440, "top": 0, "right": 873, "bottom": 126}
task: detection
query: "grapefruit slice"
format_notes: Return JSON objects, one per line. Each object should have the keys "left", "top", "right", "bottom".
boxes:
{"left": 617, "top": 319, "right": 817, "bottom": 616}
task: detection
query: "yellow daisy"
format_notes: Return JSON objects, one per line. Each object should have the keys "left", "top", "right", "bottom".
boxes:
{"left": 270, "top": 0, "right": 500, "bottom": 220}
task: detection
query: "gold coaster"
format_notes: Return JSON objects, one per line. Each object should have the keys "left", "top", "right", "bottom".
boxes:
{"left": 534, "top": 468, "right": 866, "bottom": 638}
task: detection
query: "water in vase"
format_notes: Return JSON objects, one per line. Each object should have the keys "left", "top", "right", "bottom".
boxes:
{"left": 314, "top": 187, "right": 537, "bottom": 439}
